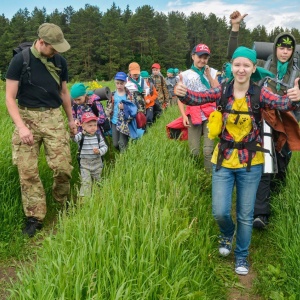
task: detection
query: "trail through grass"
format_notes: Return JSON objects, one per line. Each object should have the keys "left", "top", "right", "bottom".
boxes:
{"left": 1, "top": 86, "right": 300, "bottom": 299}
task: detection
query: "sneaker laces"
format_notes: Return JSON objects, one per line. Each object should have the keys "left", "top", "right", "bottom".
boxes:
{"left": 219, "top": 235, "right": 233, "bottom": 250}
{"left": 235, "top": 258, "right": 249, "bottom": 269}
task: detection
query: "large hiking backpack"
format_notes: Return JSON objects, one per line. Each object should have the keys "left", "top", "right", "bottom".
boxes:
{"left": 13, "top": 42, "right": 63, "bottom": 93}
{"left": 253, "top": 41, "right": 300, "bottom": 88}
{"left": 217, "top": 82, "right": 262, "bottom": 127}
{"left": 215, "top": 82, "right": 270, "bottom": 171}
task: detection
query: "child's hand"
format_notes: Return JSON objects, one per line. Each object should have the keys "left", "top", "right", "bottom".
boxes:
{"left": 119, "top": 103, "right": 124, "bottom": 110}
{"left": 93, "top": 147, "right": 100, "bottom": 154}
{"left": 74, "top": 119, "right": 81, "bottom": 126}
{"left": 146, "top": 99, "right": 150, "bottom": 104}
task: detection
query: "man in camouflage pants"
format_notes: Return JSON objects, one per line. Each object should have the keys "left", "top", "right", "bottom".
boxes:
{"left": 5, "top": 23, "right": 76, "bottom": 237}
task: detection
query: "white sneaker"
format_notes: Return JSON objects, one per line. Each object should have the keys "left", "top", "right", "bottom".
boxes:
{"left": 218, "top": 234, "right": 234, "bottom": 257}
{"left": 235, "top": 258, "right": 249, "bottom": 275}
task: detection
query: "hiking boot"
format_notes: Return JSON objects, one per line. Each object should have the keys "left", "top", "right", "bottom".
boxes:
{"left": 235, "top": 258, "right": 249, "bottom": 275}
{"left": 22, "top": 217, "right": 43, "bottom": 237}
{"left": 218, "top": 233, "right": 234, "bottom": 257}
{"left": 253, "top": 215, "right": 269, "bottom": 229}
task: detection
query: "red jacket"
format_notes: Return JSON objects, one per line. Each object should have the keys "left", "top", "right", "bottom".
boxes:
{"left": 185, "top": 103, "right": 216, "bottom": 125}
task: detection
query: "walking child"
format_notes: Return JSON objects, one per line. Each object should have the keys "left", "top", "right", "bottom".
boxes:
{"left": 165, "top": 68, "right": 178, "bottom": 106}
{"left": 140, "top": 70, "right": 158, "bottom": 126}
{"left": 73, "top": 112, "right": 108, "bottom": 198}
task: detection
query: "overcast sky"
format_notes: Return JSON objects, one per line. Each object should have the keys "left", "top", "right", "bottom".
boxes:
{"left": 1, "top": 0, "right": 300, "bottom": 32}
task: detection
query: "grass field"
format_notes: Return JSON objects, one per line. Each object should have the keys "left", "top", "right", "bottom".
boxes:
{"left": 0, "top": 83, "right": 300, "bottom": 299}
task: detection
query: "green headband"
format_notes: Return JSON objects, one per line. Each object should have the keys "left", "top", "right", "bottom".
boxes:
{"left": 232, "top": 46, "right": 257, "bottom": 64}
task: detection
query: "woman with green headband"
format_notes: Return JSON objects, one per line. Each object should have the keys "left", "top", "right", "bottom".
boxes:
{"left": 175, "top": 46, "right": 300, "bottom": 276}
{"left": 229, "top": 11, "right": 300, "bottom": 231}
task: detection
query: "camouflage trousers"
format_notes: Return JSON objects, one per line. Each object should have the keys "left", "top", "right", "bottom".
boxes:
{"left": 12, "top": 107, "right": 73, "bottom": 221}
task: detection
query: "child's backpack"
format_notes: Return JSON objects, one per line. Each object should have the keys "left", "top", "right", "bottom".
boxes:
{"left": 13, "top": 42, "right": 63, "bottom": 93}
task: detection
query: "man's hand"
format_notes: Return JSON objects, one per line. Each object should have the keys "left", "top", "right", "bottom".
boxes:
{"left": 19, "top": 126, "right": 34, "bottom": 145}
{"left": 287, "top": 78, "right": 300, "bottom": 101}
{"left": 74, "top": 119, "right": 80, "bottom": 127}
{"left": 69, "top": 120, "right": 77, "bottom": 136}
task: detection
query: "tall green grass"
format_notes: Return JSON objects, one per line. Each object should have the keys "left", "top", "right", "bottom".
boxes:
{"left": 2, "top": 82, "right": 300, "bottom": 299}
{"left": 7, "top": 106, "right": 228, "bottom": 299}
{"left": 0, "top": 91, "right": 80, "bottom": 259}
{"left": 252, "top": 151, "right": 300, "bottom": 299}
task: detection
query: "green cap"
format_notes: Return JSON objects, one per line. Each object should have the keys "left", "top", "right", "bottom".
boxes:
{"left": 167, "top": 68, "right": 174, "bottom": 74}
{"left": 38, "top": 23, "right": 70, "bottom": 52}
{"left": 70, "top": 83, "right": 88, "bottom": 99}
{"left": 140, "top": 70, "right": 150, "bottom": 78}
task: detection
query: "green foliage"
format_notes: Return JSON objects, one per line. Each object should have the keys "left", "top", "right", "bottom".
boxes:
{"left": 1, "top": 4, "right": 300, "bottom": 80}
{"left": 1, "top": 85, "right": 300, "bottom": 298}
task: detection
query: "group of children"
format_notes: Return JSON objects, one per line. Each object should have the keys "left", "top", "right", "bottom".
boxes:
{"left": 70, "top": 62, "right": 175, "bottom": 199}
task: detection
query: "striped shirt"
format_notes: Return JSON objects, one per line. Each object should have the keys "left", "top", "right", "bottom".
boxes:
{"left": 73, "top": 132, "right": 108, "bottom": 159}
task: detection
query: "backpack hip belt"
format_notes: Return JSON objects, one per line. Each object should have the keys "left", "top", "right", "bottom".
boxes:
{"left": 216, "top": 138, "right": 270, "bottom": 172}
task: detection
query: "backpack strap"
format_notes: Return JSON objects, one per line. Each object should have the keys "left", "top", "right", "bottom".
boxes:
{"left": 90, "top": 101, "right": 99, "bottom": 117}
{"left": 18, "top": 48, "right": 63, "bottom": 92}
{"left": 19, "top": 48, "right": 31, "bottom": 89}
{"left": 141, "top": 77, "right": 144, "bottom": 90}
{"left": 53, "top": 54, "right": 62, "bottom": 91}
{"left": 218, "top": 82, "right": 261, "bottom": 127}
{"left": 287, "top": 54, "right": 300, "bottom": 88}
{"left": 77, "top": 133, "right": 85, "bottom": 165}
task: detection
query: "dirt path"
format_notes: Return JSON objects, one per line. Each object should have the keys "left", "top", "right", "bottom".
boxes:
{"left": 0, "top": 262, "right": 17, "bottom": 300}
{"left": 229, "top": 268, "right": 261, "bottom": 300}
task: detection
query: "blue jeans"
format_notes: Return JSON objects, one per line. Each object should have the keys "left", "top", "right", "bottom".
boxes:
{"left": 212, "top": 164, "right": 263, "bottom": 259}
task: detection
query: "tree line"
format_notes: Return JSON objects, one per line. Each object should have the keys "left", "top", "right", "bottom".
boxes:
{"left": 0, "top": 3, "right": 300, "bottom": 81}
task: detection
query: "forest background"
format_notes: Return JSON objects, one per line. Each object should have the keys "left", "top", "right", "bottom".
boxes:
{"left": 0, "top": 3, "right": 300, "bottom": 82}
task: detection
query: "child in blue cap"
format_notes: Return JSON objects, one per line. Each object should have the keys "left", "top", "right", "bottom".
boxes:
{"left": 105, "top": 72, "right": 134, "bottom": 152}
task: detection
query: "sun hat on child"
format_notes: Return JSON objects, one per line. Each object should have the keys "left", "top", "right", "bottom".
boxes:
{"left": 114, "top": 72, "right": 127, "bottom": 81}
{"left": 70, "top": 83, "right": 88, "bottom": 99}
{"left": 128, "top": 62, "right": 141, "bottom": 74}
{"left": 140, "top": 70, "right": 150, "bottom": 78}
{"left": 167, "top": 68, "right": 174, "bottom": 74}
{"left": 81, "top": 112, "right": 98, "bottom": 123}
{"left": 151, "top": 63, "right": 161, "bottom": 69}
